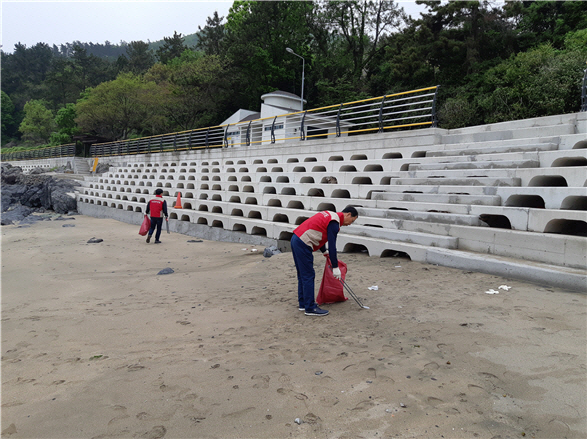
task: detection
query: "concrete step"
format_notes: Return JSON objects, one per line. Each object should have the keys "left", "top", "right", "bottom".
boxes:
{"left": 356, "top": 207, "right": 484, "bottom": 227}
{"left": 371, "top": 199, "right": 473, "bottom": 215}
{"left": 336, "top": 233, "right": 586, "bottom": 291}
{"left": 409, "top": 159, "right": 540, "bottom": 171}
{"left": 344, "top": 224, "right": 459, "bottom": 248}
{"left": 392, "top": 177, "right": 522, "bottom": 187}
{"left": 372, "top": 191, "right": 502, "bottom": 206}
{"left": 367, "top": 184, "right": 499, "bottom": 196}
{"left": 74, "top": 158, "right": 91, "bottom": 175}
{"left": 441, "top": 123, "right": 575, "bottom": 144}
{"left": 427, "top": 142, "right": 558, "bottom": 157}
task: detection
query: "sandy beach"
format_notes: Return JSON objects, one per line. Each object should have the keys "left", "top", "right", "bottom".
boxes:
{"left": 1, "top": 214, "right": 585, "bottom": 439}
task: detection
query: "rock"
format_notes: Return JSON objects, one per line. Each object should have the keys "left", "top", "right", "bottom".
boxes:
{"left": 263, "top": 245, "right": 281, "bottom": 258}
{"left": 187, "top": 239, "right": 203, "bottom": 243}
{"left": 94, "top": 163, "right": 111, "bottom": 175}
{"left": 87, "top": 238, "right": 103, "bottom": 243}
{"left": 29, "top": 167, "right": 47, "bottom": 174}
{"left": 157, "top": 268, "right": 175, "bottom": 275}
{"left": 1, "top": 204, "right": 36, "bottom": 225}
{"left": 62, "top": 224, "right": 75, "bottom": 227}
{"left": 1, "top": 164, "right": 80, "bottom": 215}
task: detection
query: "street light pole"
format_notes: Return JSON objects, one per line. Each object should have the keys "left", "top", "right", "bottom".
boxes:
{"left": 286, "top": 47, "right": 305, "bottom": 110}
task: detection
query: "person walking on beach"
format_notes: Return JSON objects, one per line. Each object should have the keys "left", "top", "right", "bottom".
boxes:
{"left": 291, "top": 206, "right": 359, "bottom": 316}
{"left": 145, "top": 188, "right": 168, "bottom": 244}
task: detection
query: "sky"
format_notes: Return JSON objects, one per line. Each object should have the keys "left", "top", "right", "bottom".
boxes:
{"left": 1, "top": 0, "right": 426, "bottom": 54}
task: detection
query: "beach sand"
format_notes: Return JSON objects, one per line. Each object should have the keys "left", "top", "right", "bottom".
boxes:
{"left": 1, "top": 214, "right": 585, "bottom": 439}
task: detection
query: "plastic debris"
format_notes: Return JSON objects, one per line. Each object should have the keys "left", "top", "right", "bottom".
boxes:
{"left": 157, "top": 268, "right": 175, "bottom": 275}
{"left": 368, "top": 286, "right": 379, "bottom": 291}
{"left": 294, "top": 418, "right": 302, "bottom": 425}
{"left": 498, "top": 285, "right": 511, "bottom": 291}
{"left": 263, "top": 245, "right": 282, "bottom": 258}
{"left": 485, "top": 289, "right": 499, "bottom": 294}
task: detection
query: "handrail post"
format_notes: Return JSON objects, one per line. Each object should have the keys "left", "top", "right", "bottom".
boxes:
{"left": 270, "top": 117, "right": 276, "bottom": 144}
{"left": 224, "top": 124, "right": 230, "bottom": 148}
{"left": 300, "top": 111, "right": 307, "bottom": 141}
{"left": 159, "top": 137, "right": 163, "bottom": 152}
{"left": 336, "top": 104, "right": 343, "bottom": 137}
{"left": 246, "top": 121, "right": 252, "bottom": 146}
{"left": 581, "top": 68, "right": 587, "bottom": 112}
{"left": 431, "top": 85, "right": 440, "bottom": 127}
{"left": 173, "top": 133, "right": 178, "bottom": 151}
{"left": 205, "top": 127, "right": 210, "bottom": 148}
{"left": 188, "top": 131, "right": 193, "bottom": 150}
{"left": 378, "top": 96, "right": 386, "bottom": 132}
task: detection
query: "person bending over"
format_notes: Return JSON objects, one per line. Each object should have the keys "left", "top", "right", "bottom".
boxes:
{"left": 145, "top": 188, "right": 168, "bottom": 244}
{"left": 291, "top": 206, "right": 358, "bottom": 316}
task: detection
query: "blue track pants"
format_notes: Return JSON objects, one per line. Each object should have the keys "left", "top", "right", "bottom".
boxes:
{"left": 291, "top": 234, "right": 316, "bottom": 311}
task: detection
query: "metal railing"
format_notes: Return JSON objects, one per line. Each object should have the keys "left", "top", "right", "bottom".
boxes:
{"left": 90, "top": 86, "right": 440, "bottom": 157}
{"left": 1, "top": 143, "right": 76, "bottom": 162}
{"left": 582, "top": 67, "right": 587, "bottom": 112}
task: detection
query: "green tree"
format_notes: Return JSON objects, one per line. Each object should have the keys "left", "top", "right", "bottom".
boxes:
{"left": 505, "top": 0, "right": 587, "bottom": 50}
{"left": 319, "top": 0, "right": 404, "bottom": 81}
{"left": 124, "top": 41, "right": 156, "bottom": 74}
{"left": 19, "top": 99, "right": 55, "bottom": 143}
{"left": 156, "top": 31, "right": 188, "bottom": 64}
{"left": 166, "top": 55, "right": 231, "bottom": 130}
{"left": 477, "top": 43, "right": 587, "bottom": 123}
{"left": 196, "top": 11, "right": 226, "bottom": 56}
{"left": 50, "top": 104, "right": 80, "bottom": 145}
{"left": 1, "top": 91, "right": 19, "bottom": 144}
{"left": 75, "top": 73, "right": 167, "bottom": 139}
{"left": 223, "top": 1, "right": 313, "bottom": 109}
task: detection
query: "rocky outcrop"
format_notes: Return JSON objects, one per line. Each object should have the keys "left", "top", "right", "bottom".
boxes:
{"left": 1, "top": 163, "right": 81, "bottom": 225}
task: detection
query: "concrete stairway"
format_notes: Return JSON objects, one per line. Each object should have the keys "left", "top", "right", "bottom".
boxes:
{"left": 76, "top": 111, "right": 587, "bottom": 291}
{"left": 73, "top": 157, "right": 91, "bottom": 175}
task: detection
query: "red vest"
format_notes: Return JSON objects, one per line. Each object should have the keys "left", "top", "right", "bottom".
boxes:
{"left": 294, "top": 211, "right": 343, "bottom": 251}
{"left": 148, "top": 196, "right": 165, "bottom": 217}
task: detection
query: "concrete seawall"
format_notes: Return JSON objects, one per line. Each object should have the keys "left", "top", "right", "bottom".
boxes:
{"left": 7, "top": 112, "right": 587, "bottom": 291}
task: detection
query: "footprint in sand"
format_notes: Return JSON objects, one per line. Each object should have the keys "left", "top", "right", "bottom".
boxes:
{"left": 251, "top": 374, "right": 270, "bottom": 388}
{"left": 221, "top": 407, "right": 255, "bottom": 418}
{"left": 426, "top": 396, "right": 444, "bottom": 406}
{"left": 277, "top": 388, "right": 308, "bottom": 402}
{"left": 352, "top": 400, "right": 376, "bottom": 411}
{"left": 467, "top": 384, "right": 488, "bottom": 394}
{"left": 139, "top": 425, "right": 166, "bottom": 439}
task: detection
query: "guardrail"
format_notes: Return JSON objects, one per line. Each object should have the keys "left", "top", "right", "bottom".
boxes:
{"left": 1, "top": 143, "right": 76, "bottom": 162}
{"left": 90, "top": 86, "right": 440, "bottom": 157}
{"left": 1, "top": 86, "right": 439, "bottom": 161}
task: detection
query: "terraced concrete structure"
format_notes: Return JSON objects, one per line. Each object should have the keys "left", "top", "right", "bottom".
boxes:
{"left": 71, "top": 112, "right": 586, "bottom": 291}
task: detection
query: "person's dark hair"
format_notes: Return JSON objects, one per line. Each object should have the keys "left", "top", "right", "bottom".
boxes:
{"left": 342, "top": 206, "right": 359, "bottom": 218}
{"left": 155, "top": 189, "right": 164, "bottom": 195}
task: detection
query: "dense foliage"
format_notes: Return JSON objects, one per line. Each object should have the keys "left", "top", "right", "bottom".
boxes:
{"left": 2, "top": 0, "right": 586, "bottom": 149}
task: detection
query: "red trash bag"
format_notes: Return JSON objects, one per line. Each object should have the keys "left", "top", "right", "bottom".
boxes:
{"left": 316, "top": 256, "right": 348, "bottom": 305}
{"left": 138, "top": 215, "right": 151, "bottom": 236}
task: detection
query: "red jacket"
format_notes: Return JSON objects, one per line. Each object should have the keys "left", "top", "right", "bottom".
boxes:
{"left": 146, "top": 195, "right": 168, "bottom": 218}
{"left": 293, "top": 211, "right": 343, "bottom": 251}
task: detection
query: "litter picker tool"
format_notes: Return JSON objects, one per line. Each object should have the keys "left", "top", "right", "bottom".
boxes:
{"left": 165, "top": 217, "right": 170, "bottom": 234}
{"left": 339, "top": 278, "right": 370, "bottom": 309}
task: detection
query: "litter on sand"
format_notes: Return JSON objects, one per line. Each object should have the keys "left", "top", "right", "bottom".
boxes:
{"left": 485, "top": 289, "right": 499, "bottom": 294}
{"left": 368, "top": 286, "right": 379, "bottom": 291}
{"left": 498, "top": 285, "right": 512, "bottom": 291}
